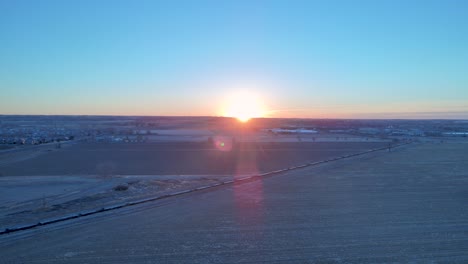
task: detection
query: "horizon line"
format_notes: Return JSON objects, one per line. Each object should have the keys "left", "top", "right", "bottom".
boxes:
{"left": 0, "top": 113, "right": 467, "bottom": 121}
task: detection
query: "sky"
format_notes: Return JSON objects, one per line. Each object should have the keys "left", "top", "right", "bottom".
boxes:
{"left": 1, "top": 0, "right": 467, "bottom": 119}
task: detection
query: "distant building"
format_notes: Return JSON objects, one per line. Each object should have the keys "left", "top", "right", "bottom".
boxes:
{"left": 267, "top": 128, "right": 318, "bottom": 134}
{"left": 358, "top": 128, "right": 380, "bottom": 134}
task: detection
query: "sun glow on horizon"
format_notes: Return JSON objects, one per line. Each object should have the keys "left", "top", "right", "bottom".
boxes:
{"left": 222, "top": 91, "right": 267, "bottom": 122}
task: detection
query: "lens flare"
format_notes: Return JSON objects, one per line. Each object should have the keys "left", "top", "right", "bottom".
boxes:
{"left": 211, "top": 136, "right": 233, "bottom": 151}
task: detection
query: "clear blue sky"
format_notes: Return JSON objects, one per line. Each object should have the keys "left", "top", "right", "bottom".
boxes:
{"left": 1, "top": 0, "right": 467, "bottom": 118}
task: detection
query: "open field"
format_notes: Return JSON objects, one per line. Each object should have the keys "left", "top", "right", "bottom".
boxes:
{"left": 1, "top": 142, "right": 467, "bottom": 262}
{"left": 0, "top": 174, "right": 232, "bottom": 229}
{"left": 0, "top": 141, "right": 389, "bottom": 229}
{"left": 0, "top": 145, "right": 13, "bottom": 150}
{"left": 0, "top": 141, "right": 388, "bottom": 176}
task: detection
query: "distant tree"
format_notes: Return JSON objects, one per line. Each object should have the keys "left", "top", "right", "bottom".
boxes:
{"left": 113, "top": 184, "right": 129, "bottom": 191}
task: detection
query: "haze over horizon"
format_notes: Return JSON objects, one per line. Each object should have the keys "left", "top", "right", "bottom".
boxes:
{"left": 1, "top": 0, "right": 467, "bottom": 119}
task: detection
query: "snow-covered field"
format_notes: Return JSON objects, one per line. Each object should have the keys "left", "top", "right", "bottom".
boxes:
{"left": 0, "top": 174, "right": 233, "bottom": 229}
{"left": 0, "top": 131, "right": 392, "bottom": 230}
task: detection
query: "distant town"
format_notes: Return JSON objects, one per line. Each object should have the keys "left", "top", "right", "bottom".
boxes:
{"left": 0, "top": 115, "right": 467, "bottom": 147}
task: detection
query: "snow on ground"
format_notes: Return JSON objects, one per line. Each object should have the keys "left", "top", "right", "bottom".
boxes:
{"left": 0, "top": 130, "right": 390, "bottom": 230}
{"left": 0, "top": 174, "right": 233, "bottom": 229}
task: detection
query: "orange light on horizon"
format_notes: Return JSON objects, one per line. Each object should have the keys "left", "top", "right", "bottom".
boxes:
{"left": 222, "top": 91, "right": 267, "bottom": 122}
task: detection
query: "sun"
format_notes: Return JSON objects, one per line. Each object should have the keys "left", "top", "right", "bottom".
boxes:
{"left": 222, "top": 91, "right": 266, "bottom": 122}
